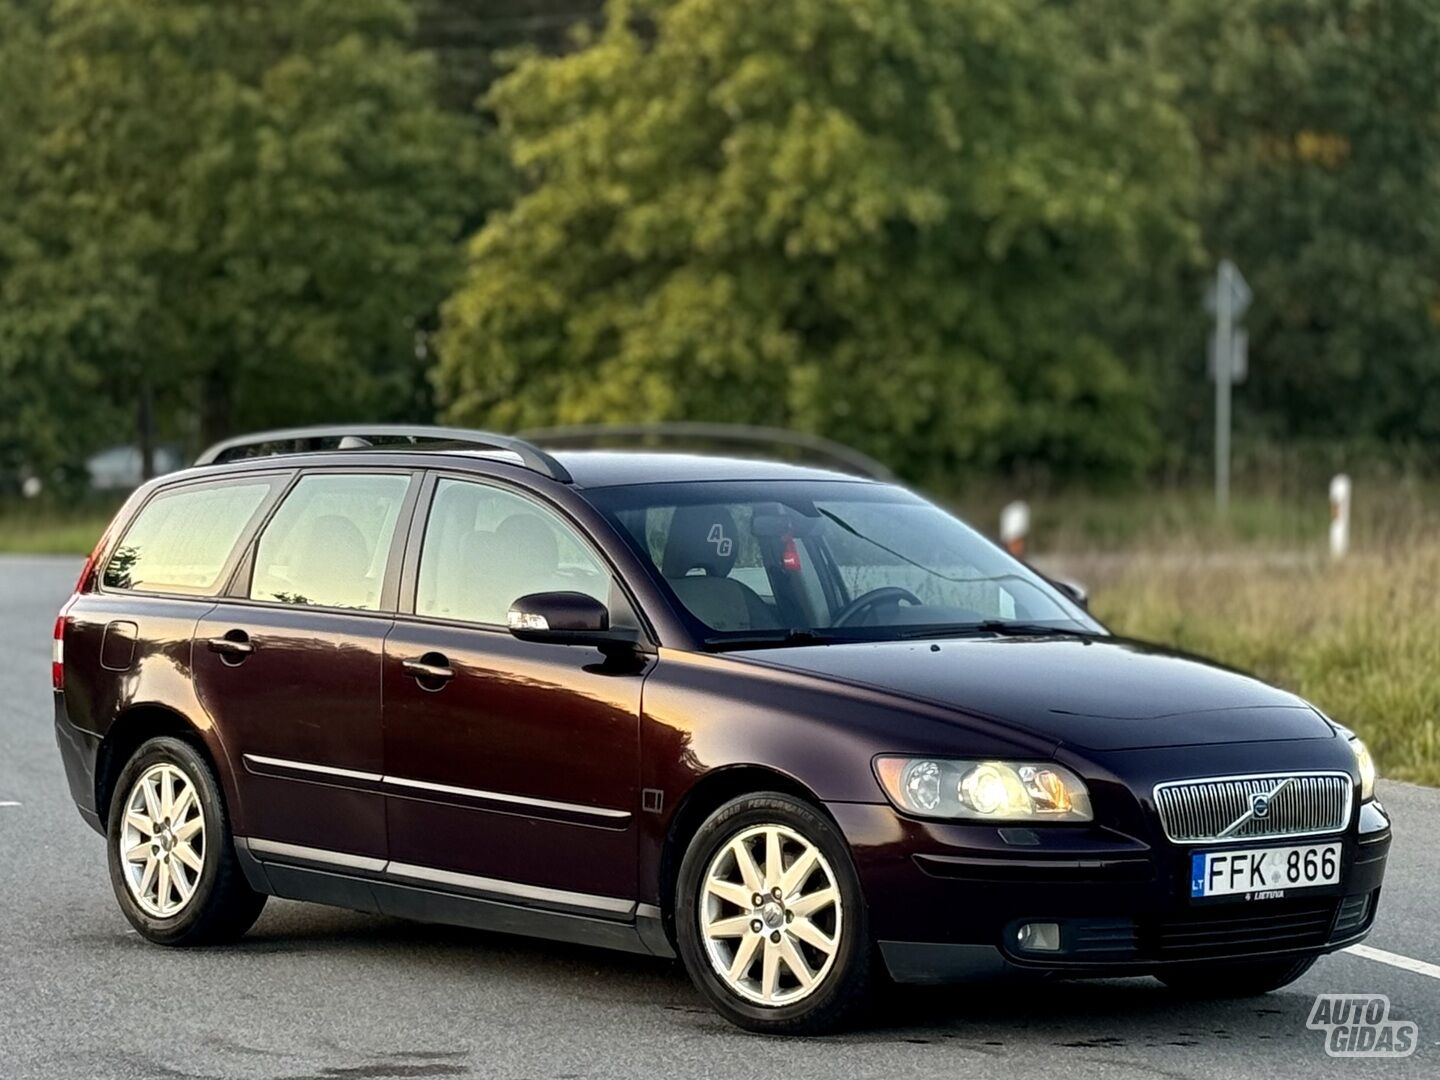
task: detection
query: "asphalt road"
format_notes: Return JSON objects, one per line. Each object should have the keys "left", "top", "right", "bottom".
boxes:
{"left": 1, "top": 555, "right": 1437, "bottom": 1080}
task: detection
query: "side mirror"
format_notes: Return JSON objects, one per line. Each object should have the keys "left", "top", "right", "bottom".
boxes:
{"left": 507, "top": 591, "right": 637, "bottom": 652}
{"left": 1052, "top": 579, "right": 1089, "bottom": 610}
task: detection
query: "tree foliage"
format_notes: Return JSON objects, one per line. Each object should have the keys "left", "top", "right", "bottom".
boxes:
{"left": 1163, "top": 0, "right": 1440, "bottom": 460}
{"left": 0, "top": 0, "right": 490, "bottom": 477}
{"left": 437, "top": 0, "right": 1199, "bottom": 483}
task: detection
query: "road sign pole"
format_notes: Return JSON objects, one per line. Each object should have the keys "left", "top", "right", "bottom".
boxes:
{"left": 1214, "top": 261, "right": 1233, "bottom": 513}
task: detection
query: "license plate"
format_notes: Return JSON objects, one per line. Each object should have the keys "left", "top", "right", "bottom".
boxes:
{"left": 1190, "top": 842, "right": 1342, "bottom": 899}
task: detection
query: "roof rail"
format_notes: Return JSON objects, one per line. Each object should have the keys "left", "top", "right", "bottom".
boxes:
{"left": 520, "top": 422, "right": 896, "bottom": 482}
{"left": 194, "top": 425, "right": 573, "bottom": 483}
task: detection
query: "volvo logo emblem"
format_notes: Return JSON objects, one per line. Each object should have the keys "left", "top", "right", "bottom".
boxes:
{"left": 1214, "top": 777, "right": 1295, "bottom": 838}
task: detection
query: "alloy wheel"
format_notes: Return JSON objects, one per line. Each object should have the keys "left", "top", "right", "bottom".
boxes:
{"left": 118, "top": 763, "right": 206, "bottom": 918}
{"left": 699, "top": 823, "right": 842, "bottom": 1006}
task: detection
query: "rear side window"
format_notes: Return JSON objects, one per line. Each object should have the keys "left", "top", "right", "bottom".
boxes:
{"left": 250, "top": 473, "right": 411, "bottom": 610}
{"left": 104, "top": 482, "right": 274, "bottom": 594}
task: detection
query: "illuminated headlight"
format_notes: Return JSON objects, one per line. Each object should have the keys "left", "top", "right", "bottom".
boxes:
{"left": 1349, "top": 736, "right": 1377, "bottom": 802}
{"left": 875, "top": 757, "right": 1093, "bottom": 822}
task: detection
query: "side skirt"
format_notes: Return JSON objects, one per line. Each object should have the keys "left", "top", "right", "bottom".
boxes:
{"left": 233, "top": 838, "right": 675, "bottom": 959}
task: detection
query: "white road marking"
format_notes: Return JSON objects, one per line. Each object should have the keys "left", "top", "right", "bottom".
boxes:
{"left": 0, "top": 801, "right": 21, "bottom": 808}
{"left": 1346, "top": 944, "right": 1440, "bottom": 981}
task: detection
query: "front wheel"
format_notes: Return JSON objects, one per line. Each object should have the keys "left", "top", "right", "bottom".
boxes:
{"left": 106, "top": 735, "right": 267, "bottom": 946}
{"left": 675, "top": 793, "right": 871, "bottom": 1034}
{"left": 1158, "top": 955, "right": 1317, "bottom": 997}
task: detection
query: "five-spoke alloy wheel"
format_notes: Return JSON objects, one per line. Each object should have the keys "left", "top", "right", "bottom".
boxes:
{"left": 105, "top": 736, "right": 267, "bottom": 946}
{"left": 677, "top": 793, "right": 871, "bottom": 1034}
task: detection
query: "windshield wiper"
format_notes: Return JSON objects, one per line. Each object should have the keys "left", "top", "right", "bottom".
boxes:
{"left": 899, "top": 621, "right": 1100, "bottom": 640}
{"left": 703, "top": 628, "right": 848, "bottom": 651}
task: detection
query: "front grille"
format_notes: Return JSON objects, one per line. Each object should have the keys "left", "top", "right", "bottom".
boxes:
{"left": 1154, "top": 772, "right": 1351, "bottom": 843}
{"left": 1151, "top": 899, "right": 1337, "bottom": 959}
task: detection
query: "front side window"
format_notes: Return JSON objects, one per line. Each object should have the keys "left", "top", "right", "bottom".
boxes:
{"left": 595, "top": 481, "right": 1100, "bottom": 643}
{"left": 416, "top": 478, "right": 613, "bottom": 626}
{"left": 104, "top": 481, "right": 275, "bottom": 594}
{"left": 250, "top": 473, "right": 411, "bottom": 610}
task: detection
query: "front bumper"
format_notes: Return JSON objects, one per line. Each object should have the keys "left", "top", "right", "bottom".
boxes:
{"left": 830, "top": 797, "right": 1391, "bottom": 984}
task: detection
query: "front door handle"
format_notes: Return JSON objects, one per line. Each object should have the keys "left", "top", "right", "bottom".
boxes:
{"left": 403, "top": 656, "right": 455, "bottom": 685}
{"left": 206, "top": 632, "right": 254, "bottom": 663}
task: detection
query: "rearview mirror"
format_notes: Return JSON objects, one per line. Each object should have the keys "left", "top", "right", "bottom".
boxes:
{"left": 507, "top": 591, "right": 637, "bottom": 652}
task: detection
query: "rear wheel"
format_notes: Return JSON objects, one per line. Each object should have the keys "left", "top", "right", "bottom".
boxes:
{"left": 1158, "top": 955, "right": 1317, "bottom": 996}
{"left": 106, "top": 736, "right": 266, "bottom": 946}
{"left": 675, "top": 793, "right": 871, "bottom": 1034}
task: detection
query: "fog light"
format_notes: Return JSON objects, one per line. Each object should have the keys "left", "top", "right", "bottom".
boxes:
{"left": 1016, "top": 922, "right": 1061, "bottom": 952}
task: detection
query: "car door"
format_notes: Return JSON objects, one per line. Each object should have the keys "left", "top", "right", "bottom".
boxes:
{"left": 192, "top": 469, "right": 418, "bottom": 862}
{"left": 382, "top": 473, "right": 649, "bottom": 913}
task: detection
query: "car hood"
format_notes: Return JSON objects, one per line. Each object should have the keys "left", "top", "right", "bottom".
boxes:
{"left": 728, "top": 636, "right": 1335, "bottom": 751}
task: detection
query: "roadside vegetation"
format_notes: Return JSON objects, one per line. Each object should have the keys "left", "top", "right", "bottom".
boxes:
{"left": 0, "top": 501, "right": 116, "bottom": 555}
{"left": 1082, "top": 544, "right": 1440, "bottom": 788}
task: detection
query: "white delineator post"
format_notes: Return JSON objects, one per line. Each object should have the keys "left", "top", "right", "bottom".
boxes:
{"left": 1000, "top": 500, "right": 1031, "bottom": 558}
{"left": 1329, "top": 474, "right": 1351, "bottom": 560}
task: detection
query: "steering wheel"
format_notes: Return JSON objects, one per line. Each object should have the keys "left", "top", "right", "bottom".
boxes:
{"left": 832, "top": 586, "right": 924, "bottom": 628}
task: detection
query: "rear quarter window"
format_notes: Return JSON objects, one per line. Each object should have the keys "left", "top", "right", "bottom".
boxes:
{"left": 104, "top": 481, "right": 275, "bottom": 594}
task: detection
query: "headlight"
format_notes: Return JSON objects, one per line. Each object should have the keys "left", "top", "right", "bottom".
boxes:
{"left": 1349, "top": 736, "right": 1377, "bottom": 802}
{"left": 874, "top": 756, "right": 1093, "bottom": 822}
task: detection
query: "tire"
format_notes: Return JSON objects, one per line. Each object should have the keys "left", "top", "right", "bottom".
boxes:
{"left": 675, "top": 792, "right": 871, "bottom": 1035}
{"left": 105, "top": 735, "right": 266, "bottom": 946}
{"left": 1158, "top": 955, "right": 1318, "bottom": 997}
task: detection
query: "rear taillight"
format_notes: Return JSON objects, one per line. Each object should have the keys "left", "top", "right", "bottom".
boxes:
{"left": 52, "top": 615, "right": 69, "bottom": 691}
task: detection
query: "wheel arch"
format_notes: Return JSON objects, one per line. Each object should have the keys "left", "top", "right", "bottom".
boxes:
{"left": 95, "top": 705, "right": 225, "bottom": 828}
{"left": 657, "top": 764, "right": 834, "bottom": 943}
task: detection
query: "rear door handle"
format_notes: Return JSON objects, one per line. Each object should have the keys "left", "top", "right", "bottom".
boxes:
{"left": 205, "top": 630, "right": 253, "bottom": 665}
{"left": 402, "top": 657, "right": 454, "bottom": 684}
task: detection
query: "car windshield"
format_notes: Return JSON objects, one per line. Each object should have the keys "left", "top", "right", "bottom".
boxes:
{"left": 590, "top": 480, "right": 1101, "bottom": 646}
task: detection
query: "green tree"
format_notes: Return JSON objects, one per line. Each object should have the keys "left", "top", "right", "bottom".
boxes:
{"left": 437, "top": 0, "right": 1199, "bottom": 483}
{"left": 1160, "top": 0, "right": 1440, "bottom": 467}
{"left": 0, "top": 0, "right": 102, "bottom": 485}
{"left": 1, "top": 0, "right": 490, "bottom": 477}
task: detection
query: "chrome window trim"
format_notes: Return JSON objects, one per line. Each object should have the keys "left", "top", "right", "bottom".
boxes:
{"left": 1152, "top": 770, "right": 1354, "bottom": 845}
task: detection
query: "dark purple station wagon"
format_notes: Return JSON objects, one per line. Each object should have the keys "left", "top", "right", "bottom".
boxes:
{"left": 52, "top": 426, "right": 1390, "bottom": 1033}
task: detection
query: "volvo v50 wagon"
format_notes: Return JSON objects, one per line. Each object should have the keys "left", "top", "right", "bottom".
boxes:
{"left": 53, "top": 426, "right": 1390, "bottom": 1033}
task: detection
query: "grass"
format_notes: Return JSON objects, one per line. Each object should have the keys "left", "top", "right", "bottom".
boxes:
{"left": 1083, "top": 544, "right": 1440, "bottom": 787}
{"left": 0, "top": 501, "right": 115, "bottom": 555}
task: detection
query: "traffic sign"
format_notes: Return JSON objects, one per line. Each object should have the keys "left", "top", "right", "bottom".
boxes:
{"left": 1204, "top": 258, "right": 1252, "bottom": 321}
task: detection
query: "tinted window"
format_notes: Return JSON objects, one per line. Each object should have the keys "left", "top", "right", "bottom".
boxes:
{"left": 250, "top": 473, "right": 410, "bottom": 610}
{"left": 104, "top": 481, "right": 273, "bottom": 594}
{"left": 416, "top": 478, "right": 611, "bottom": 625}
